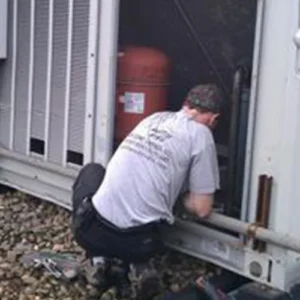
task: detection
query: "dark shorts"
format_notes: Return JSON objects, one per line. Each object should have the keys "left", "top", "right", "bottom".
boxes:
{"left": 71, "top": 163, "right": 165, "bottom": 264}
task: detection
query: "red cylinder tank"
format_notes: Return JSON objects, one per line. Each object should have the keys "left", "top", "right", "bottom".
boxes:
{"left": 115, "top": 46, "right": 171, "bottom": 144}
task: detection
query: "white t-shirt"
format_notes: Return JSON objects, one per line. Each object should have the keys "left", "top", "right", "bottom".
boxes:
{"left": 92, "top": 110, "right": 220, "bottom": 228}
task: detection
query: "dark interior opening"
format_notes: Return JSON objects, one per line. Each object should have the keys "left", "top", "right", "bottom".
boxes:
{"left": 30, "top": 138, "right": 45, "bottom": 155}
{"left": 67, "top": 150, "right": 84, "bottom": 166}
{"left": 117, "top": 0, "right": 258, "bottom": 219}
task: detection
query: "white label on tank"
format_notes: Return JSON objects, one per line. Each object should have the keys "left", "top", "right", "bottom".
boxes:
{"left": 124, "top": 92, "right": 145, "bottom": 114}
{"left": 202, "top": 239, "right": 230, "bottom": 260}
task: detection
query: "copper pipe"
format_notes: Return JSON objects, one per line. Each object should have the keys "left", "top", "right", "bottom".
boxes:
{"left": 253, "top": 175, "right": 273, "bottom": 252}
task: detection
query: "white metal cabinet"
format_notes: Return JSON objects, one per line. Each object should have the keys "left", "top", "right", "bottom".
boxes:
{"left": 2, "top": 0, "right": 300, "bottom": 294}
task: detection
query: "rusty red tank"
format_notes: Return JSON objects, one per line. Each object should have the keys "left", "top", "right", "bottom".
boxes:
{"left": 115, "top": 46, "right": 171, "bottom": 144}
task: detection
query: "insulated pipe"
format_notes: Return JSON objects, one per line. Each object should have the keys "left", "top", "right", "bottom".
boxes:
{"left": 174, "top": 213, "right": 300, "bottom": 254}
{"left": 226, "top": 66, "right": 244, "bottom": 216}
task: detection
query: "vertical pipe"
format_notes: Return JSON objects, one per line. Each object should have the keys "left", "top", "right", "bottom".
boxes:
{"left": 234, "top": 86, "right": 250, "bottom": 214}
{"left": 62, "top": 0, "right": 74, "bottom": 167}
{"left": 44, "top": 0, "right": 54, "bottom": 161}
{"left": 225, "top": 67, "right": 244, "bottom": 216}
{"left": 26, "top": 0, "right": 35, "bottom": 155}
{"left": 94, "top": 0, "right": 120, "bottom": 165}
{"left": 9, "top": 0, "right": 18, "bottom": 150}
{"left": 83, "top": 0, "right": 99, "bottom": 165}
{"left": 254, "top": 175, "right": 273, "bottom": 252}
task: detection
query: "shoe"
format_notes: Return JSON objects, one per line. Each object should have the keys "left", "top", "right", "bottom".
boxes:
{"left": 130, "top": 262, "right": 164, "bottom": 300}
{"left": 83, "top": 258, "right": 111, "bottom": 292}
{"left": 110, "top": 262, "right": 132, "bottom": 299}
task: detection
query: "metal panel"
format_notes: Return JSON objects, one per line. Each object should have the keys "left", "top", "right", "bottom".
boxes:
{"left": 0, "top": 107, "right": 10, "bottom": 149}
{"left": 44, "top": 0, "right": 54, "bottom": 160}
{"left": 0, "top": 0, "right": 101, "bottom": 209}
{"left": 31, "top": 0, "right": 49, "bottom": 141}
{"left": 83, "top": 0, "right": 99, "bottom": 164}
{"left": 0, "top": 0, "right": 99, "bottom": 166}
{"left": 13, "top": 0, "right": 31, "bottom": 154}
{"left": 163, "top": 219, "right": 286, "bottom": 290}
{"left": 0, "top": 0, "right": 8, "bottom": 59}
{"left": 68, "top": 0, "right": 90, "bottom": 155}
{"left": 0, "top": 148, "right": 77, "bottom": 209}
{"left": 244, "top": 1, "right": 300, "bottom": 291}
{"left": 62, "top": 0, "right": 74, "bottom": 166}
{"left": 0, "top": 0, "right": 13, "bottom": 148}
{"left": 94, "top": 0, "right": 120, "bottom": 165}
{"left": 241, "top": 0, "right": 265, "bottom": 222}
{"left": 48, "top": 0, "right": 69, "bottom": 164}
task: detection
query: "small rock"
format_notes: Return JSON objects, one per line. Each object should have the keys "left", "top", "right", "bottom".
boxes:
{"left": 52, "top": 244, "right": 64, "bottom": 252}
{"left": 0, "top": 263, "right": 11, "bottom": 269}
{"left": 6, "top": 250, "right": 18, "bottom": 263}
{"left": 24, "top": 286, "right": 34, "bottom": 294}
{"left": 22, "top": 274, "right": 37, "bottom": 285}
{"left": 19, "top": 294, "right": 27, "bottom": 300}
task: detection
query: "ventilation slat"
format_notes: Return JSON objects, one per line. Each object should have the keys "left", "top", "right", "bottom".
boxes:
{"left": 62, "top": 0, "right": 74, "bottom": 166}
{"left": 26, "top": 0, "right": 36, "bottom": 155}
{"left": 9, "top": 0, "right": 18, "bottom": 149}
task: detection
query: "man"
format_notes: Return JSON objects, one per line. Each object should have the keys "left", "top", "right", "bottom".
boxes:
{"left": 71, "top": 84, "right": 223, "bottom": 299}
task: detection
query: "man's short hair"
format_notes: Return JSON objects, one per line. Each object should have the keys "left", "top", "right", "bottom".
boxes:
{"left": 185, "top": 84, "right": 223, "bottom": 114}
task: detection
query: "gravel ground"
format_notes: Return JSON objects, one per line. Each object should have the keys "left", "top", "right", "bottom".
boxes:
{"left": 0, "top": 191, "right": 216, "bottom": 300}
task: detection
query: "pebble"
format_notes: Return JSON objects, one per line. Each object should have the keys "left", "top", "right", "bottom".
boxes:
{"left": 0, "top": 191, "right": 214, "bottom": 299}
{"left": 7, "top": 250, "right": 18, "bottom": 263}
{"left": 22, "top": 275, "right": 37, "bottom": 285}
{"left": 52, "top": 244, "right": 64, "bottom": 251}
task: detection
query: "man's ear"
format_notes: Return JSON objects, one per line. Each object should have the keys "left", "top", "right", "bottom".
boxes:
{"left": 208, "top": 113, "right": 220, "bottom": 128}
{"left": 212, "top": 113, "right": 220, "bottom": 122}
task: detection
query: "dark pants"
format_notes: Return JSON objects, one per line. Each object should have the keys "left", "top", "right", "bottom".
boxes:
{"left": 71, "top": 163, "right": 164, "bottom": 264}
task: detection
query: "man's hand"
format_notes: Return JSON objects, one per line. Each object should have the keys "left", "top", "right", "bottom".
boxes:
{"left": 183, "top": 192, "right": 214, "bottom": 218}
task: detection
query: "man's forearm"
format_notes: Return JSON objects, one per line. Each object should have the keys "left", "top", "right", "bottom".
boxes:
{"left": 183, "top": 192, "right": 214, "bottom": 218}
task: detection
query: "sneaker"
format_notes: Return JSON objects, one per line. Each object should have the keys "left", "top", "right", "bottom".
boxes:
{"left": 129, "top": 262, "right": 164, "bottom": 300}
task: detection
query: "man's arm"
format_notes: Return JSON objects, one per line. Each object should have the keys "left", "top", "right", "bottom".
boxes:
{"left": 183, "top": 192, "right": 214, "bottom": 218}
